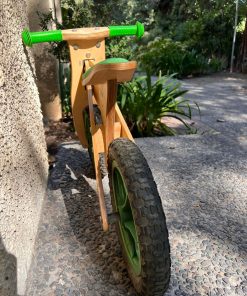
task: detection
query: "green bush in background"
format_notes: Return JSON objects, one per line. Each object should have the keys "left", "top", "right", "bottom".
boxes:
{"left": 136, "top": 38, "right": 224, "bottom": 77}
{"left": 106, "top": 37, "right": 134, "bottom": 60}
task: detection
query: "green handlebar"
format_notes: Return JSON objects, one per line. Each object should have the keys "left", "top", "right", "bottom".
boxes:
{"left": 22, "top": 22, "right": 144, "bottom": 47}
{"left": 22, "top": 29, "right": 63, "bottom": 47}
{"left": 109, "top": 22, "right": 144, "bottom": 39}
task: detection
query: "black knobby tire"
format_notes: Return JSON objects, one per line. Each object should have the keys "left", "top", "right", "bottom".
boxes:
{"left": 108, "top": 138, "right": 171, "bottom": 296}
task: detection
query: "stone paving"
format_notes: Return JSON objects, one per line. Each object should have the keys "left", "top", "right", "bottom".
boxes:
{"left": 182, "top": 73, "right": 247, "bottom": 147}
{"left": 26, "top": 73, "right": 247, "bottom": 295}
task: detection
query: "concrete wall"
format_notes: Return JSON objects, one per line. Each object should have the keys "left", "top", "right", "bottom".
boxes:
{"left": 0, "top": 1, "right": 48, "bottom": 295}
{"left": 27, "top": 0, "right": 62, "bottom": 121}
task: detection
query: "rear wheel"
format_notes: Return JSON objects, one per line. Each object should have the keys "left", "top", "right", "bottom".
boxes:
{"left": 83, "top": 106, "right": 107, "bottom": 176}
{"left": 83, "top": 107, "right": 94, "bottom": 164}
{"left": 108, "top": 138, "right": 171, "bottom": 296}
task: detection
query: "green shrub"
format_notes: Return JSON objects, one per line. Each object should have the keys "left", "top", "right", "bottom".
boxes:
{"left": 118, "top": 72, "right": 198, "bottom": 137}
{"left": 106, "top": 37, "right": 134, "bottom": 60}
{"left": 137, "top": 38, "right": 224, "bottom": 77}
{"left": 208, "top": 57, "right": 226, "bottom": 73}
{"left": 155, "top": 0, "right": 239, "bottom": 65}
{"left": 170, "top": 14, "right": 234, "bottom": 60}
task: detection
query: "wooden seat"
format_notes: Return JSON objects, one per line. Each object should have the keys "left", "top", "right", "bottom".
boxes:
{"left": 82, "top": 58, "right": 137, "bottom": 86}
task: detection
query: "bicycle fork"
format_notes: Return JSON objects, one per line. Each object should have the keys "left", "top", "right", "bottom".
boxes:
{"left": 85, "top": 76, "right": 118, "bottom": 231}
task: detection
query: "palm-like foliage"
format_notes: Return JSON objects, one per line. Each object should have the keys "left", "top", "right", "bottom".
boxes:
{"left": 118, "top": 72, "right": 199, "bottom": 137}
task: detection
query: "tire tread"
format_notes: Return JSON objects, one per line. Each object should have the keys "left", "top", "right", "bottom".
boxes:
{"left": 108, "top": 138, "right": 171, "bottom": 296}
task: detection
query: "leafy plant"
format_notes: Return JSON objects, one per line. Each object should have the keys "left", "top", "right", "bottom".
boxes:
{"left": 106, "top": 37, "right": 134, "bottom": 60}
{"left": 137, "top": 38, "right": 225, "bottom": 77}
{"left": 155, "top": 0, "right": 247, "bottom": 69}
{"left": 173, "top": 13, "right": 234, "bottom": 60}
{"left": 118, "top": 72, "right": 199, "bottom": 137}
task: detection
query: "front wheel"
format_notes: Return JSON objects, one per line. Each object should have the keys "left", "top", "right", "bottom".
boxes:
{"left": 108, "top": 138, "right": 171, "bottom": 296}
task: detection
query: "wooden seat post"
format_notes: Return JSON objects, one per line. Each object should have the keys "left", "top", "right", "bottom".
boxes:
{"left": 105, "top": 79, "right": 118, "bottom": 154}
{"left": 86, "top": 84, "right": 109, "bottom": 231}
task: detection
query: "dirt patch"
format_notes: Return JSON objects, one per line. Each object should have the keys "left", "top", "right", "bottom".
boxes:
{"left": 44, "top": 119, "right": 78, "bottom": 166}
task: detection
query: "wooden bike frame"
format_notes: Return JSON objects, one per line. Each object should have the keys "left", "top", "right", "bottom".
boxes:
{"left": 67, "top": 31, "right": 135, "bottom": 231}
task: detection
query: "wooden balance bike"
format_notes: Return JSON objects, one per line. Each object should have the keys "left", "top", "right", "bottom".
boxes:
{"left": 22, "top": 22, "right": 171, "bottom": 296}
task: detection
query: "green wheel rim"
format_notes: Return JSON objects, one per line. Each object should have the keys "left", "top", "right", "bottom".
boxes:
{"left": 112, "top": 161, "right": 141, "bottom": 275}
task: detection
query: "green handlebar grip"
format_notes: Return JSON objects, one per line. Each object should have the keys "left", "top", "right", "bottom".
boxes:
{"left": 22, "top": 29, "right": 63, "bottom": 47}
{"left": 22, "top": 21, "right": 144, "bottom": 47}
{"left": 109, "top": 21, "right": 144, "bottom": 39}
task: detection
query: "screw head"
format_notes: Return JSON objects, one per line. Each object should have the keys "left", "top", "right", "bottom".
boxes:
{"left": 73, "top": 44, "right": 79, "bottom": 50}
{"left": 96, "top": 41, "right": 101, "bottom": 48}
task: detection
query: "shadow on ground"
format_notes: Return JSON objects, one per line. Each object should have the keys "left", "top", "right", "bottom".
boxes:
{"left": 0, "top": 236, "right": 18, "bottom": 296}
{"left": 26, "top": 143, "right": 136, "bottom": 296}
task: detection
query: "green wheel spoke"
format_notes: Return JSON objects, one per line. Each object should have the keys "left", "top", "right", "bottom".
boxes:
{"left": 119, "top": 207, "right": 132, "bottom": 224}
{"left": 112, "top": 163, "right": 141, "bottom": 275}
{"left": 114, "top": 169, "right": 128, "bottom": 208}
{"left": 123, "top": 220, "right": 140, "bottom": 259}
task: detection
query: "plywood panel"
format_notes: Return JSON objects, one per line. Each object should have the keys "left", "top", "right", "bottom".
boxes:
{"left": 63, "top": 27, "right": 109, "bottom": 41}
{"left": 68, "top": 39, "right": 105, "bottom": 147}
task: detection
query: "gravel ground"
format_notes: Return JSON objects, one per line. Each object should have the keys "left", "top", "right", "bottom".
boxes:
{"left": 182, "top": 73, "right": 247, "bottom": 148}
{"left": 138, "top": 135, "right": 247, "bottom": 296}
{"left": 26, "top": 73, "right": 247, "bottom": 296}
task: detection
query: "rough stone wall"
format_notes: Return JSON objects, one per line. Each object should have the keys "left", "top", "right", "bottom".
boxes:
{"left": 0, "top": 1, "right": 48, "bottom": 295}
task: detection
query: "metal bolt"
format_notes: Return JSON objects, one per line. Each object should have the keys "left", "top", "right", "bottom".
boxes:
{"left": 96, "top": 41, "right": 101, "bottom": 48}
{"left": 73, "top": 44, "right": 79, "bottom": 50}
